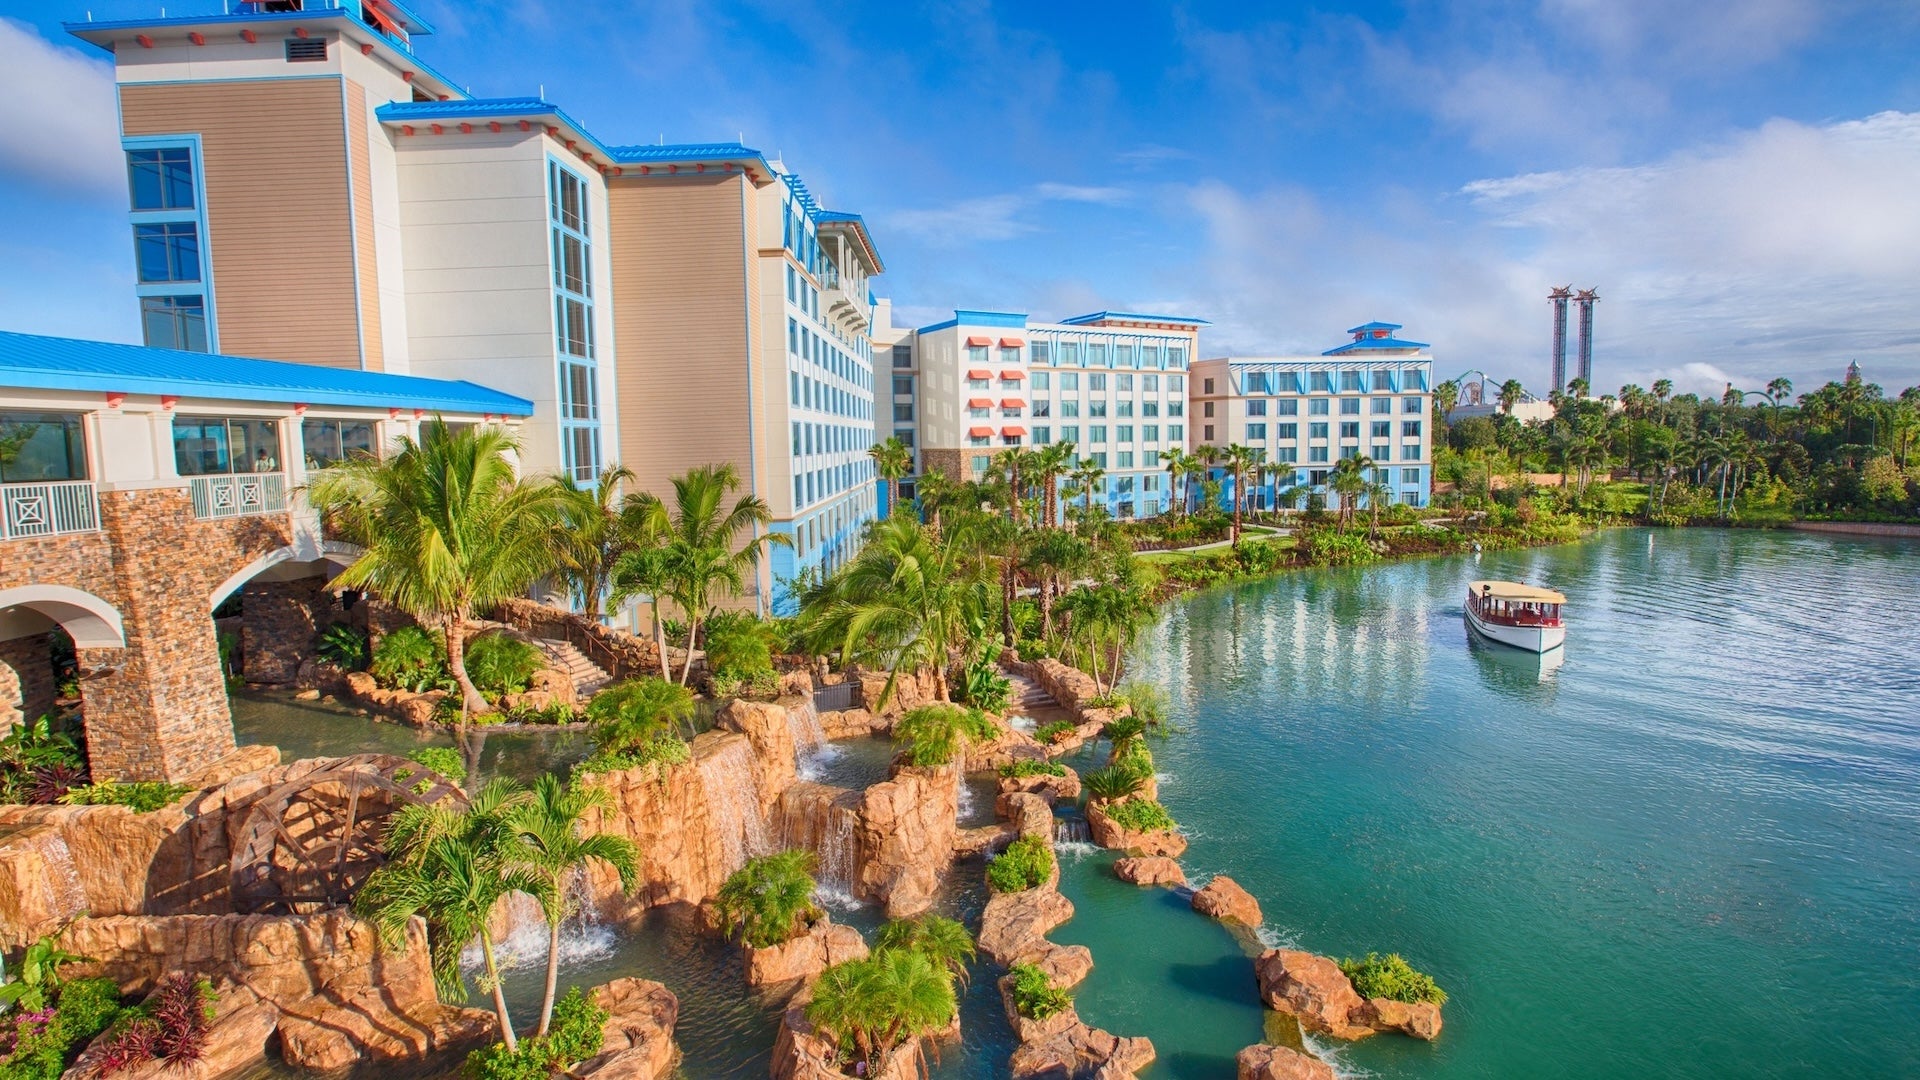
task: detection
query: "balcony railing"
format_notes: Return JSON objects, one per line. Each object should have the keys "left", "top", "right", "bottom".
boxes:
{"left": 189, "top": 472, "right": 288, "bottom": 520}
{"left": 0, "top": 480, "right": 99, "bottom": 541}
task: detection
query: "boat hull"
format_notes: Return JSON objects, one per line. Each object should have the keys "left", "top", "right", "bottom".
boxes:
{"left": 1465, "top": 606, "right": 1566, "bottom": 653}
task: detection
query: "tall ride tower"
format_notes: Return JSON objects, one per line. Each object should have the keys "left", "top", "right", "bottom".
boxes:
{"left": 1574, "top": 288, "right": 1599, "bottom": 387}
{"left": 1548, "top": 286, "right": 1572, "bottom": 393}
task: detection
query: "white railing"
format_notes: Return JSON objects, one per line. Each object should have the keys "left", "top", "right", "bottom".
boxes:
{"left": 189, "top": 472, "right": 288, "bottom": 520}
{"left": 0, "top": 480, "right": 99, "bottom": 541}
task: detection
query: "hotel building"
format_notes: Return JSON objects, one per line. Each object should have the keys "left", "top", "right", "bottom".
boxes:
{"left": 67, "top": 0, "right": 882, "bottom": 614}
{"left": 877, "top": 307, "right": 1206, "bottom": 519}
{"left": 1191, "top": 322, "right": 1434, "bottom": 509}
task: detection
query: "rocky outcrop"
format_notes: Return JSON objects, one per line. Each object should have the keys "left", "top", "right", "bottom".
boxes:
{"left": 342, "top": 670, "right": 447, "bottom": 726}
{"left": 979, "top": 887, "right": 1075, "bottom": 967}
{"left": 1086, "top": 803, "right": 1187, "bottom": 858}
{"left": 954, "top": 823, "right": 1017, "bottom": 857}
{"left": 965, "top": 715, "right": 1047, "bottom": 772}
{"left": 817, "top": 708, "right": 886, "bottom": 739}
{"left": 1253, "top": 950, "right": 1443, "bottom": 1042}
{"left": 856, "top": 762, "right": 959, "bottom": 916}
{"left": 999, "top": 976, "right": 1082, "bottom": 1044}
{"left": 1009, "top": 1021, "right": 1155, "bottom": 1080}
{"left": 1112, "top": 857, "right": 1186, "bottom": 887}
{"left": 852, "top": 666, "right": 941, "bottom": 718}
{"left": 745, "top": 919, "right": 870, "bottom": 988}
{"left": 998, "top": 767, "right": 1081, "bottom": 805}
{"left": 1192, "top": 876, "right": 1262, "bottom": 926}
{"left": 1027, "top": 659, "right": 1101, "bottom": 713}
{"left": 56, "top": 911, "right": 493, "bottom": 1070}
{"left": 716, "top": 698, "right": 802, "bottom": 818}
{"left": 1236, "top": 1044, "right": 1337, "bottom": 1080}
{"left": 574, "top": 978, "right": 680, "bottom": 1080}
{"left": 996, "top": 791, "right": 1056, "bottom": 841}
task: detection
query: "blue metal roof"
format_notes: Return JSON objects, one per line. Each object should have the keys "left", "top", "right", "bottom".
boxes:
{"left": 1323, "top": 336, "right": 1430, "bottom": 355}
{"left": 0, "top": 332, "right": 533, "bottom": 416}
{"left": 1058, "top": 311, "right": 1212, "bottom": 327}
{"left": 814, "top": 210, "right": 886, "bottom": 274}
{"left": 374, "top": 98, "right": 625, "bottom": 163}
{"left": 1347, "top": 321, "right": 1403, "bottom": 333}
{"left": 607, "top": 142, "right": 771, "bottom": 167}
{"left": 918, "top": 310, "right": 1030, "bottom": 334}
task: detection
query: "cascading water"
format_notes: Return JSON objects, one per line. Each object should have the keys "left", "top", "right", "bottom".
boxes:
{"left": 698, "top": 736, "right": 772, "bottom": 876}
{"left": 19, "top": 830, "right": 88, "bottom": 922}
{"left": 1054, "top": 817, "right": 1093, "bottom": 845}
{"left": 462, "top": 871, "right": 614, "bottom": 973}
{"left": 786, "top": 698, "right": 844, "bottom": 782}
{"left": 776, "top": 782, "right": 863, "bottom": 908}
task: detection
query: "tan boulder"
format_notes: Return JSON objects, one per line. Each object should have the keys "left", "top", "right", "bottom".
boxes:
{"left": 779, "top": 669, "right": 814, "bottom": 698}
{"left": 770, "top": 1003, "right": 922, "bottom": 1080}
{"left": 715, "top": 698, "right": 802, "bottom": 816}
{"left": 573, "top": 977, "right": 680, "bottom": 1080}
{"left": 856, "top": 763, "right": 958, "bottom": 917}
{"left": 1192, "top": 875, "right": 1262, "bottom": 926}
{"left": 1236, "top": 1044, "right": 1337, "bottom": 1080}
{"left": 394, "top": 690, "right": 447, "bottom": 727}
{"left": 1010, "top": 1020, "right": 1154, "bottom": 1080}
{"left": 999, "top": 768, "right": 1081, "bottom": 804}
{"left": 746, "top": 920, "right": 870, "bottom": 987}
{"left": 1253, "top": 950, "right": 1373, "bottom": 1040}
{"left": 1086, "top": 803, "right": 1187, "bottom": 858}
{"left": 953, "top": 823, "right": 1016, "bottom": 857}
{"left": 529, "top": 666, "right": 578, "bottom": 705}
{"left": 998, "top": 976, "right": 1081, "bottom": 1043}
{"left": 979, "top": 886, "right": 1074, "bottom": 967}
{"left": 1363, "top": 996, "right": 1444, "bottom": 1041}
{"left": 996, "top": 791, "right": 1055, "bottom": 841}
{"left": 818, "top": 708, "right": 885, "bottom": 739}
{"left": 1112, "top": 856, "right": 1186, "bottom": 887}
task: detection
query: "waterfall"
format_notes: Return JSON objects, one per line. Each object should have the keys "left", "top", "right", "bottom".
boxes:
{"left": 462, "top": 871, "right": 613, "bottom": 973}
{"left": 787, "top": 698, "right": 844, "bottom": 782}
{"left": 776, "top": 782, "right": 863, "bottom": 907}
{"left": 1054, "top": 817, "right": 1093, "bottom": 845}
{"left": 698, "top": 736, "right": 773, "bottom": 876}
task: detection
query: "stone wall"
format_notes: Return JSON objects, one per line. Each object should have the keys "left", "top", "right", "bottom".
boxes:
{"left": 0, "top": 632, "right": 57, "bottom": 728}
{"left": 492, "top": 597, "right": 665, "bottom": 682}
{"left": 242, "top": 576, "right": 337, "bottom": 685}
{"left": 919, "top": 448, "right": 966, "bottom": 482}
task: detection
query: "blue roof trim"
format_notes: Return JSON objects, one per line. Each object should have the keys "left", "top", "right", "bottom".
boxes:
{"left": 1347, "top": 321, "right": 1403, "bottom": 333}
{"left": 375, "top": 98, "right": 623, "bottom": 163}
{"left": 1322, "top": 336, "right": 1430, "bottom": 355}
{"left": 608, "top": 142, "right": 771, "bottom": 168}
{"left": 918, "top": 310, "right": 1030, "bottom": 333}
{"left": 0, "top": 332, "right": 533, "bottom": 416}
{"left": 814, "top": 210, "right": 886, "bottom": 274}
{"left": 1058, "top": 311, "right": 1212, "bottom": 327}
{"left": 369, "top": 0, "right": 438, "bottom": 36}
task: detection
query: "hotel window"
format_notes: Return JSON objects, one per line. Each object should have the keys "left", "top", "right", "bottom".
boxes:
{"left": 1144, "top": 474, "right": 1160, "bottom": 492}
{"left": 1115, "top": 344, "right": 1134, "bottom": 367}
{"left": 1310, "top": 446, "right": 1329, "bottom": 463}
{"left": 1117, "top": 373, "right": 1133, "bottom": 392}
{"left": 894, "top": 404, "right": 913, "bottom": 423}
{"left": 1340, "top": 398, "right": 1361, "bottom": 415}
{"left": 1340, "top": 371, "right": 1363, "bottom": 392}
{"left": 1168, "top": 402, "right": 1184, "bottom": 417}
{"left": 1310, "top": 422, "right": 1329, "bottom": 439}
{"left": 135, "top": 222, "right": 201, "bottom": 283}
{"left": 1339, "top": 422, "right": 1359, "bottom": 439}
{"left": 0, "top": 412, "right": 88, "bottom": 483}
{"left": 892, "top": 344, "right": 913, "bottom": 368}
{"left": 1035, "top": 426, "right": 1051, "bottom": 444}
{"left": 1277, "top": 423, "right": 1297, "bottom": 440}
{"left": 1060, "top": 372, "right": 1079, "bottom": 391}
{"left": 1402, "top": 420, "right": 1423, "bottom": 438}
{"left": 1088, "top": 401, "right": 1107, "bottom": 418}
{"left": 140, "top": 296, "right": 207, "bottom": 352}
{"left": 1203, "top": 378, "right": 1215, "bottom": 394}
{"left": 1276, "top": 399, "right": 1298, "bottom": 415}
{"left": 1061, "top": 401, "right": 1079, "bottom": 418}
{"left": 1372, "top": 421, "right": 1391, "bottom": 438}
{"left": 1309, "top": 399, "right": 1330, "bottom": 416}
{"left": 1169, "top": 374, "right": 1185, "bottom": 392}
{"left": 561, "top": 361, "right": 598, "bottom": 421}
{"left": 1087, "top": 343, "right": 1107, "bottom": 365}
{"left": 1169, "top": 346, "right": 1187, "bottom": 368}
{"left": 1000, "top": 346, "right": 1021, "bottom": 364}
{"left": 1244, "top": 372, "right": 1270, "bottom": 394}
{"left": 1032, "top": 401, "right": 1051, "bottom": 417}
{"left": 1247, "top": 423, "right": 1267, "bottom": 439}
{"left": 792, "top": 423, "right": 802, "bottom": 456}
{"left": 1031, "top": 371, "right": 1050, "bottom": 391}
{"left": 1203, "top": 425, "right": 1214, "bottom": 441}
{"left": 1310, "top": 371, "right": 1332, "bottom": 393}
{"left": 1372, "top": 444, "right": 1390, "bottom": 461}
{"left": 1117, "top": 425, "right": 1133, "bottom": 442}
{"left": 1032, "top": 341, "right": 1051, "bottom": 365}
{"left": 1143, "top": 374, "right": 1159, "bottom": 392}
{"left": 967, "top": 345, "right": 988, "bottom": 365}
{"left": 1142, "top": 401, "right": 1158, "bottom": 417}
{"left": 972, "top": 455, "right": 992, "bottom": 472}
{"left": 1402, "top": 368, "right": 1428, "bottom": 391}
{"left": 970, "top": 434, "right": 990, "bottom": 447}
{"left": 1246, "top": 399, "right": 1267, "bottom": 417}
{"left": 1117, "top": 401, "right": 1133, "bottom": 418}
{"left": 1340, "top": 446, "right": 1359, "bottom": 460}
{"left": 1372, "top": 397, "right": 1392, "bottom": 414}
{"left": 1089, "top": 373, "right": 1107, "bottom": 392}
{"left": 1118, "top": 451, "right": 1134, "bottom": 468}
{"left": 968, "top": 375, "right": 990, "bottom": 389}
{"left": 1202, "top": 402, "right": 1214, "bottom": 418}
{"left": 896, "top": 430, "right": 915, "bottom": 448}
{"left": 1404, "top": 396, "right": 1424, "bottom": 414}
{"left": 1402, "top": 468, "right": 1421, "bottom": 484}
{"left": 1143, "top": 423, "right": 1160, "bottom": 441}
{"left": 1059, "top": 341, "right": 1079, "bottom": 365}
{"left": 1062, "top": 425, "right": 1080, "bottom": 443}
{"left": 173, "top": 417, "right": 280, "bottom": 476}
{"left": 1373, "top": 370, "right": 1394, "bottom": 391}
{"left": 1275, "top": 447, "right": 1297, "bottom": 463}
{"left": 1142, "top": 344, "right": 1162, "bottom": 367}
{"left": 1091, "top": 453, "right": 1107, "bottom": 469}
{"left": 129, "top": 148, "right": 195, "bottom": 211}
{"left": 893, "top": 376, "right": 913, "bottom": 396}
{"left": 1089, "top": 425, "right": 1108, "bottom": 444}
{"left": 549, "top": 160, "right": 600, "bottom": 481}
{"left": 1168, "top": 424, "right": 1183, "bottom": 441}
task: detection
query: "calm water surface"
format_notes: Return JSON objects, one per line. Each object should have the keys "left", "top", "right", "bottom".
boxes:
{"left": 1086, "top": 527, "right": 1920, "bottom": 1079}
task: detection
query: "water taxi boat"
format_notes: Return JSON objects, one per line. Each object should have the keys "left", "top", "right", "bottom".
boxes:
{"left": 1465, "top": 580, "right": 1567, "bottom": 653}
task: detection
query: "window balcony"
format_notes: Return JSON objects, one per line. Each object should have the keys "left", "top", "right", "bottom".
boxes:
{"left": 0, "top": 481, "right": 99, "bottom": 542}
{"left": 188, "top": 472, "right": 288, "bottom": 520}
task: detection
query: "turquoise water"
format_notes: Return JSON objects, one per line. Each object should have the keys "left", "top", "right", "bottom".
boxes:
{"left": 1075, "top": 527, "right": 1920, "bottom": 1079}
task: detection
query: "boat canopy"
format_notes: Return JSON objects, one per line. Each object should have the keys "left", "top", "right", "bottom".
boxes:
{"left": 1469, "top": 580, "right": 1566, "bottom": 604}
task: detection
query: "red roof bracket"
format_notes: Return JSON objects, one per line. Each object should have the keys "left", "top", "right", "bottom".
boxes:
{"left": 241, "top": 28, "right": 257, "bottom": 42}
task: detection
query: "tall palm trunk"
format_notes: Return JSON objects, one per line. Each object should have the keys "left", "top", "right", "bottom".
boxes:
{"left": 650, "top": 602, "right": 671, "bottom": 680}
{"left": 679, "top": 611, "right": 702, "bottom": 685}
{"left": 446, "top": 616, "right": 488, "bottom": 717}
{"left": 480, "top": 928, "right": 518, "bottom": 1052}
{"left": 1231, "top": 468, "right": 1244, "bottom": 542}
{"left": 538, "top": 917, "right": 563, "bottom": 1037}
{"left": 1001, "top": 560, "right": 1016, "bottom": 649}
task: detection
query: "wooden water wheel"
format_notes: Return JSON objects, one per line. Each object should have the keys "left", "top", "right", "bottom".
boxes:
{"left": 229, "top": 754, "right": 467, "bottom": 914}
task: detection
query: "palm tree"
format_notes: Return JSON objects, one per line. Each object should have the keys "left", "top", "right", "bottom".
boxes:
{"left": 914, "top": 468, "right": 956, "bottom": 533}
{"left": 1766, "top": 377, "right": 1794, "bottom": 406}
{"left": 1162, "top": 448, "right": 1200, "bottom": 518}
{"left": 1434, "top": 379, "right": 1459, "bottom": 424}
{"left": 1498, "top": 379, "right": 1525, "bottom": 415}
{"left": 310, "top": 419, "right": 568, "bottom": 717}
{"left": 874, "top": 914, "right": 976, "bottom": 988}
{"left": 1328, "top": 454, "right": 1376, "bottom": 526}
{"left": 656, "top": 464, "right": 789, "bottom": 685}
{"left": 1057, "top": 578, "right": 1153, "bottom": 694}
{"left": 715, "top": 850, "right": 819, "bottom": 949}
{"left": 583, "top": 675, "right": 697, "bottom": 751}
{"left": 1069, "top": 459, "right": 1106, "bottom": 522}
{"left": 806, "top": 948, "right": 957, "bottom": 1078}
{"left": 869, "top": 437, "right": 913, "bottom": 516}
{"left": 1652, "top": 378, "right": 1673, "bottom": 404}
{"left": 354, "top": 779, "right": 545, "bottom": 1052}
{"left": 1021, "top": 527, "right": 1090, "bottom": 638}
{"left": 893, "top": 702, "right": 994, "bottom": 768}
{"left": 1222, "top": 443, "right": 1264, "bottom": 541}
{"left": 1566, "top": 377, "right": 1590, "bottom": 399}
{"left": 608, "top": 497, "right": 677, "bottom": 679}
{"left": 1363, "top": 479, "right": 1394, "bottom": 534}
{"left": 512, "top": 774, "right": 639, "bottom": 1037}
{"left": 1030, "top": 441, "right": 1076, "bottom": 526}
{"left": 796, "top": 513, "right": 989, "bottom": 704}
{"left": 1260, "top": 460, "right": 1298, "bottom": 516}
{"left": 548, "top": 465, "right": 637, "bottom": 621}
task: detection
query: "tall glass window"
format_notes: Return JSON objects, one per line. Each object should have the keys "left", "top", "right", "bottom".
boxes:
{"left": 549, "top": 160, "right": 601, "bottom": 483}
{"left": 0, "top": 412, "right": 88, "bottom": 482}
{"left": 128, "top": 140, "right": 212, "bottom": 352}
{"left": 174, "top": 417, "right": 279, "bottom": 476}
{"left": 301, "top": 418, "right": 376, "bottom": 469}
{"left": 139, "top": 296, "right": 208, "bottom": 352}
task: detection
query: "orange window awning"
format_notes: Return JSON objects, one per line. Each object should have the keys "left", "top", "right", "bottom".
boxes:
{"left": 1000, "top": 369, "right": 1026, "bottom": 380}
{"left": 965, "top": 336, "right": 994, "bottom": 347}
{"left": 999, "top": 337, "right": 1026, "bottom": 348}
{"left": 1002, "top": 426, "right": 1028, "bottom": 437}
{"left": 1001, "top": 398, "right": 1025, "bottom": 408}
{"left": 966, "top": 369, "right": 992, "bottom": 379}
{"left": 969, "top": 426, "right": 995, "bottom": 437}
{"left": 968, "top": 398, "right": 994, "bottom": 407}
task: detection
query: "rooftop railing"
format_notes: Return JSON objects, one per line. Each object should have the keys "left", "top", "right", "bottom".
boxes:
{"left": 0, "top": 481, "right": 100, "bottom": 542}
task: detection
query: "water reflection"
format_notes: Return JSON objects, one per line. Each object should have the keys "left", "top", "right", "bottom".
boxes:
{"left": 1465, "top": 630, "right": 1564, "bottom": 699}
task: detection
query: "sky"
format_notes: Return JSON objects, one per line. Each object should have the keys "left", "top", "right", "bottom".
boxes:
{"left": 2, "top": 0, "right": 1918, "bottom": 398}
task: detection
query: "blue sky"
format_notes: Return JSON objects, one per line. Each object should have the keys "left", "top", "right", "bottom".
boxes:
{"left": 3, "top": 0, "right": 1918, "bottom": 396}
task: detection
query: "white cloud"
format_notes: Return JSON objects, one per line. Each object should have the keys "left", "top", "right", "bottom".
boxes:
{"left": 0, "top": 20, "right": 121, "bottom": 197}
{"left": 1175, "top": 110, "right": 1920, "bottom": 394}
{"left": 1034, "top": 182, "right": 1128, "bottom": 204}
{"left": 885, "top": 182, "right": 1134, "bottom": 245}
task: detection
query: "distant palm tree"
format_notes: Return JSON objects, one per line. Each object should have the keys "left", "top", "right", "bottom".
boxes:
{"left": 1766, "top": 377, "right": 1794, "bottom": 406}
{"left": 551, "top": 464, "right": 637, "bottom": 621}
{"left": 512, "top": 774, "right": 639, "bottom": 1037}
{"left": 1498, "top": 379, "right": 1525, "bottom": 415}
{"left": 806, "top": 948, "right": 957, "bottom": 1079}
{"left": 1328, "top": 454, "right": 1376, "bottom": 526}
{"left": 869, "top": 437, "right": 913, "bottom": 516}
{"left": 1069, "top": 459, "right": 1106, "bottom": 522}
{"left": 874, "top": 914, "right": 976, "bottom": 988}
{"left": 656, "top": 465, "right": 788, "bottom": 684}
{"left": 608, "top": 496, "right": 677, "bottom": 680}
{"left": 915, "top": 468, "right": 956, "bottom": 534}
{"left": 1261, "top": 461, "right": 1298, "bottom": 514}
{"left": 354, "top": 779, "right": 545, "bottom": 1052}
{"left": 1057, "top": 579, "right": 1154, "bottom": 694}
{"left": 1162, "top": 448, "right": 1201, "bottom": 518}
{"left": 1021, "top": 527, "right": 1091, "bottom": 638}
{"left": 1222, "top": 443, "right": 1264, "bottom": 542}
{"left": 1652, "top": 378, "right": 1673, "bottom": 403}
{"left": 310, "top": 420, "right": 568, "bottom": 718}
{"left": 1434, "top": 379, "right": 1459, "bottom": 423}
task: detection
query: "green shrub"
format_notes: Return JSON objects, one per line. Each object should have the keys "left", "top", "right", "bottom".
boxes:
{"left": 959, "top": 661, "right": 1012, "bottom": 715}
{"left": 1338, "top": 953, "right": 1446, "bottom": 1006}
{"left": 1301, "top": 528, "right": 1379, "bottom": 567}
{"left": 314, "top": 623, "right": 369, "bottom": 671}
{"left": 574, "top": 732, "right": 690, "bottom": 780}
{"left": 216, "top": 630, "right": 241, "bottom": 689}
{"left": 398, "top": 746, "right": 466, "bottom": 790}
{"left": 1033, "top": 720, "right": 1074, "bottom": 745}
{"left": 1103, "top": 797, "right": 1177, "bottom": 833}
{"left": 716, "top": 850, "right": 819, "bottom": 949}
{"left": 1101, "top": 714, "right": 1146, "bottom": 745}
{"left": 370, "top": 626, "right": 453, "bottom": 693}
{"left": 1081, "top": 765, "right": 1145, "bottom": 803}
{"left": 0, "top": 716, "right": 87, "bottom": 805}
{"left": 462, "top": 633, "right": 544, "bottom": 699}
{"left": 59, "top": 781, "right": 191, "bottom": 813}
{"left": 0, "top": 977, "right": 125, "bottom": 1080}
{"left": 461, "top": 986, "right": 607, "bottom": 1080}
{"left": 986, "top": 835, "right": 1053, "bottom": 893}
{"left": 703, "top": 612, "right": 774, "bottom": 683}
{"left": 894, "top": 704, "right": 995, "bottom": 768}
{"left": 1007, "top": 962, "right": 1072, "bottom": 1020}
{"left": 998, "top": 760, "right": 1067, "bottom": 779}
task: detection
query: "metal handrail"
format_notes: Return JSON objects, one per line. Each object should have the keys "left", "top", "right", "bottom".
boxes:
{"left": 0, "top": 480, "right": 99, "bottom": 541}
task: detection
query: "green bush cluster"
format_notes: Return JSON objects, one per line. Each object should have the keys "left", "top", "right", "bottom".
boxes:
{"left": 959, "top": 662, "right": 1013, "bottom": 715}
{"left": 370, "top": 626, "right": 454, "bottom": 693}
{"left": 315, "top": 623, "right": 370, "bottom": 671}
{"left": 715, "top": 850, "right": 819, "bottom": 949}
{"left": 461, "top": 987, "right": 607, "bottom": 1080}
{"left": 986, "top": 835, "right": 1054, "bottom": 893}
{"left": 1338, "top": 953, "right": 1447, "bottom": 1006}
{"left": 1006, "top": 962, "right": 1073, "bottom": 1021}
{"left": 703, "top": 613, "right": 777, "bottom": 701}
{"left": 1102, "top": 797, "right": 1177, "bottom": 834}
{"left": 59, "top": 780, "right": 191, "bottom": 813}
{"left": 574, "top": 732, "right": 690, "bottom": 780}
{"left": 894, "top": 704, "right": 995, "bottom": 768}
{"left": 0, "top": 977, "right": 125, "bottom": 1080}
{"left": 998, "top": 759, "right": 1067, "bottom": 779}
{"left": 1032, "top": 720, "right": 1074, "bottom": 745}
{"left": 396, "top": 746, "right": 466, "bottom": 792}
{"left": 463, "top": 633, "right": 544, "bottom": 700}
{"left": 0, "top": 716, "right": 87, "bottom": 805}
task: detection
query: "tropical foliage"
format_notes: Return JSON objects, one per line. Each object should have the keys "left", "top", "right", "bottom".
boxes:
{"left": 805, "top": 948, "right": 956, "bottom": 1078}
{"left": 0, "top": 716, "right": 86, "bottom": 806}
{"left": 985, "top": 835, "right": 1054, "bottom": 893}
{"left": 714, "top": 850, "right": 819, "bottom": 950}
{"left": 1006, "top": 962, "right": 1073, "bottom": 1020}
{"left": 0, "top": 975, "right": 123, "bottom": 1080}
{"left": 315, "top": 623, "right": 370, "bottom": 671}
{"left": 57, "top": 780, "right": 191, "bottom": 812}
{"left": 369, "top": 625, "right": 454, "bottom": 694}
{"left": 998, "top": 759, "right": 1068, "bottom": 779}
{"left": 460, "top": 987, "right": 606, "bottom": 1080}
{"left": 1102, "top": 797, "right": 1178, "bottom": 833}
{"left": 463, "top": 633, "right": 544, "bottom": 700}
{"left": 873, "top": 914, "right": 976, "bottom": 987}
{"left": 892, "top": 704, "right": 995, "bottom": 768}
{"left": 510, "top": 775, "right": 639, "bottom": 1036}
{"left": 1338, "top": 952, "right": 1447, "bottom": 1006}
{"left": 89, "top": 975, "right": 216, "bottom": 1078}
{"left": 0, "top": 936, "right": 90, "bottom": 1013}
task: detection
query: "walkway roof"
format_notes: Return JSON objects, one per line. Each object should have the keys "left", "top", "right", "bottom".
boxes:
{"left": 0, "top": 332, "right": 533, "bottom": 416}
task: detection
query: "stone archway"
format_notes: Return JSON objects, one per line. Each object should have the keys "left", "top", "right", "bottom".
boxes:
{"left": 210, "top": 542, "right": 364, "bottom": 686}
{"left": 0, "top": 586, "right": 124, "bottom": 729}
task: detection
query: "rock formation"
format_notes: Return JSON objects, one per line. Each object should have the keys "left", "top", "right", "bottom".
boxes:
{"left": 998, "top": 767, "right": 1081, "bottom": 805}
{"left": 1236, "top": 1044, "right": 1337, "bottom": 1080}
{"left": 1086, "top": 803, "right": 1187, "bottom": 858}
{"left": 1008, "top": 1021, "right": 1156, "bottom": 1080}
{"left": 996, "top": 791, "right": 1056, "bottom": 842}
{"left": 68, "top": 977, "right": 280, "bottom": 1080}
{"left": 1192, "top": 875, "right": 1262, "bottom": 926}
{"left": 1112, "top": 856, "right": 1186, "bottom": 887}
{"left": 1253, "top": 949, "right": 1443, "bottom": 1042}
{"left": 855, "top": 762, "right": 958, "bottom": 916}
{"left": 745, "top": 919, "right": 870, "bottom": 988}
{"left": 574, "top": 978, "right": 681, "bottom": 1080}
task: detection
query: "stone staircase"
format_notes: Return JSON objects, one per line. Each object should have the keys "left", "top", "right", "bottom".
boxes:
{"left": 1004, "top": 671, "right": 1060, "bottom": 713}
{"left": 535, "top": 638, "right": 613, "bottom": 700}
